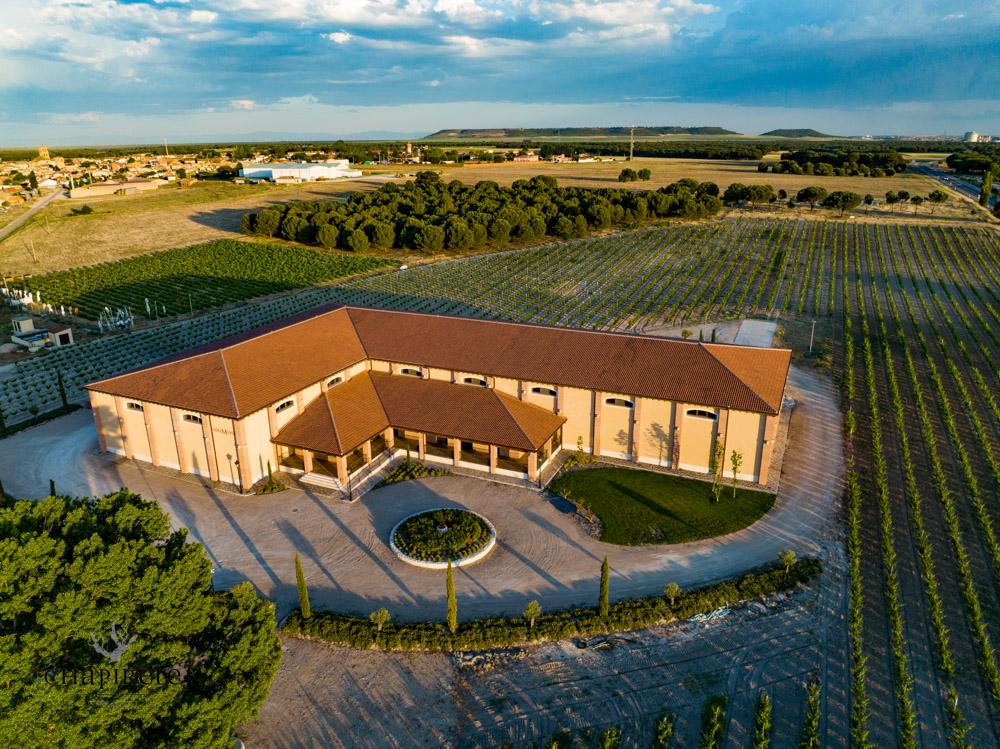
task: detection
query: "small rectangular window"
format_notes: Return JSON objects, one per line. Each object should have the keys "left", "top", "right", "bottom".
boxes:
{"left": 685, "top": 408, "right": 717, "bottom": 421}
{"left": 327, "top": 375, "right": 344, "bottom": 388}
{"left": 463, "top": 376, "right": 488, "bottom": 387}
{"left": 125, "top": 402, "right": 144, "bottom": 412}
{"left": 275, "top": 399, "right": 295, "bottom": 413}
{"left": 182, "top": 413, "right": 202, "bottom": 424}
{"left": 399, "top": 367, "right": 422, "bottom": 378}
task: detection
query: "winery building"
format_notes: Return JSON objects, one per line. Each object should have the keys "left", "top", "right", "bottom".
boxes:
{"left": 86, "top": 306, "right": 791, "bottom": 492}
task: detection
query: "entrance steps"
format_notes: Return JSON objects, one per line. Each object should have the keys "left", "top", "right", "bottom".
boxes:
{"left": 300, "top": 472, "right": 342, "bottom": 490}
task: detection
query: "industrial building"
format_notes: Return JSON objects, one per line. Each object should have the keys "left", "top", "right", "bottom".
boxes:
{"left": 238, "top": 161, "right": 362, "bottom": 183}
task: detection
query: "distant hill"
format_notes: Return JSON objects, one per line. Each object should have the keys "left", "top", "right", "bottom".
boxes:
{"left": 760, "top": 129, "right": 833, "bottom": 138}
{"left": 425, "top": 126, "right": 740, "bottom": 139}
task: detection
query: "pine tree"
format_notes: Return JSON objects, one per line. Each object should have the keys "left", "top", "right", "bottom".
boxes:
{"left": 446, "top": 561, "right": 457, "bottom": 634}
{"left": 599, "top": 556, "right": 610, "bottom": 617}
{"left": 295, "top": 552, "right": 311, "bottom": 618}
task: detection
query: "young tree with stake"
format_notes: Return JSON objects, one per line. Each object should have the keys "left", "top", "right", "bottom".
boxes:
{"left": 730, "top": 450, "right": 743, "bottom": 498}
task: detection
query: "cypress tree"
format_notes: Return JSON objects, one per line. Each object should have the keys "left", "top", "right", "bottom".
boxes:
{"left": 980, "top": 166, "right": 996, "bottom": 207}
{"left": 57, "top": 371, "right": 68, "bottom": 409}
{"left": 446, "top": 560, "right": 457, "bottom": 634}
{"left": 49, "top": 479, "right": 56, "bottom": 497}
{"left": 295, "top": 552, "right": 311, "bottom": 618}
{"left": 599, "top": 555, "right": 610, "bottom": 617}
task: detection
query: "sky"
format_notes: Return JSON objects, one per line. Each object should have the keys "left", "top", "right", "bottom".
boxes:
{"left": 0, "top": 0, "right": 998, "bottom": 146}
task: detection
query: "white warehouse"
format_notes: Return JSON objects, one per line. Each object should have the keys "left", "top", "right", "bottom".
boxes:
{"left": 239, "top": 160, "right": 363, "bottom": 183}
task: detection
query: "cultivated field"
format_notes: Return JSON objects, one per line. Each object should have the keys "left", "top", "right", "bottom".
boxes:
{"left": 4, "top": 215, "right": 1000, "bottom": 745}
{"left": 0, "top": 159, "right": 948, "bottom": 276}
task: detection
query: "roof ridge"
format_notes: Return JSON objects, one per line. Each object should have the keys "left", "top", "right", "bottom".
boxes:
{"left": 344, "top": 305, "right": 710, "bottom": 347}
{"left": 698, "top": 343, "right": 774, "bottom": 414}
{"left": 218, "top": 351, "right": 241, "bottom": 418}
{"left": 346, "top": 307, "right": 372, "bottom": 358}
{"left": 494, "top": 390, "right": 536, "bottom": 450}
{"left": 324, "top": 388, "right": 343, "bottom": 454}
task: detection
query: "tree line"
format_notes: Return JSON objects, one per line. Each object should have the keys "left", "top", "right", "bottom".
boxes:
{"left": 240, "top": 172, "right": 724, "bottom": 253}
{"left": 762, "top": 148, "right": 907, "bottom": 177}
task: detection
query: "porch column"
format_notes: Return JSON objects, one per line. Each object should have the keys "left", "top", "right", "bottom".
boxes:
{"left": 363, "top": 440, "right": 372, "bottom": 464}
{"left": 489, "top": 445, "right": 497, "bottom": 474}
{"left": 385, "top": 428, "right": 395, "bottom": 449}
{"left": 592, "top": 392, "right": 603, "bottom": 457}
{"left": 528, "top": 450, "right": 538, "bottom": 482}
{"left": 201, "top": 417, "right": 219, "bottom": 481}
{"left": 453, "top": 438, "right": 461, "bottom": 466}
{"left": 631, "top": 398, "right": 643, "bottom": 463}
{"left": 170, "top": 408, "right": 189, "bottom": 473}
{"left": 418, "top": 432, "right": 426, "bottom": 460}
{"left": 92, "top": 403, "right": 107, "bottom": 453}
{"left": 234, "top": 419, "right": 253, "bottom": 492}
{"left": 113, "top": 396, "right": 133, "bottom": 460}
{"left": 336, "top": 454, "right": 348, "bottom": 482}
{"left": 303, "top": 449, "right": 314, "bottom": 473}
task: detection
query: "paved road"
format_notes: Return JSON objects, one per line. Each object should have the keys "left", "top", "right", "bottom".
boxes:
{"left": 0, "top": 189, "right": 66, "bottom": 244}
{"left": 913, "top": 163, "right": 993, "bottom": 208}
{"left": 0, "top": 364, "right": 843, "bottom": 622}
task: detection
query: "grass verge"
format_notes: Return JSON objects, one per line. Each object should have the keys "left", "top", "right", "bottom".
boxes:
{"left": 549, "top": 466, "right": 775, "bottom": 545}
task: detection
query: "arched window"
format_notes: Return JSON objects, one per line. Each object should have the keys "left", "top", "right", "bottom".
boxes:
{"left": 182, "top": 413, "right": 202, "bottom": 424}
{"left": 686, "top": 408, "right": 717, "bottom": 420}
{"left": 605, "top": 397, "right": 633, "bottom": 409}
{"left": 463, "top": 376, "right": 488, "bottom": 387}
{"left": 399, "top": 367, "right": 422, "bottom": 377}
{"left": 327, "top": 375, "right": 344, "bottom": 388}
{"left": 125, "top": 401, "right": 144, "bottom": 412}
{"left": 275, "top": 399, "right": 295, "bottom": 413}
{"left": 531, "top": 386, "right": 557, "bottom": 397}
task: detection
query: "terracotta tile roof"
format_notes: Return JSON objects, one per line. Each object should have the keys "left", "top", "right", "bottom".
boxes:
{"left": 347, "top": 308, "right": 788, "bottom": 415}
{"left": 88, "top": 305, "right": 366, "bottom": 417}
{"left": 275, "top": 373, "right": 389, "bottom": 455}
{"left": 87, "top": 304, "right": 789, "bottom": 418}
{"left": 275, "top": 371, "right": 565, "bottom": 455}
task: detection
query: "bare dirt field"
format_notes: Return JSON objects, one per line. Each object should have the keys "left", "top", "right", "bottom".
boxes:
{"left": 0, "top": 177, "right": 391, "bottom": 275}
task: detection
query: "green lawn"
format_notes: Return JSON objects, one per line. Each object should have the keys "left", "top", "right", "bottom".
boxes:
{"left": 549, "top": 467, "right": 775, "bottom": 545}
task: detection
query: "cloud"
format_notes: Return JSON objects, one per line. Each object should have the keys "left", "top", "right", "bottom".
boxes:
{"left": 230, "top": 99, "right": 256, "bottom": 109}
{"left": 49, "top": 111, "right": 102, "bottom": 123}
{"left": 190, "top": 9, "right": 218, "bottom": 23}
{"left": 424, "top": 79, "right": 441, "bottom": 86}
{"left": 322, "top": 31, "right": 353, "bottom": 43}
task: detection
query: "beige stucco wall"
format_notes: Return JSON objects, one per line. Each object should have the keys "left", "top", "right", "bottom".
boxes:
{"left": 177, "top": 412, "right": 211, "bottom": 478}
{"left": 90, "top": 391, "right": 123, "bottom": 455}
{"left": 559, "top": 387, "right": 593, "bottom": 451}
{"left": 121, "top": 400, "right": 151, "bottom": 462}
{"left": 678, "top": 405, "right": 719, "bottom": 474}
{"left": 209, "top": 415, "right": 239, "bottom": 485}
{"left": 147, "top": 403, "right": 178, "bottom": 469}
{"left": 242, "top": 409, "right": 276, "bottom": 484}
{"left": 724, "top": 409, "right": 767, "bottom": 482}
{"left": 637, "top": 397, "right": 674, "bottom": 467}
{"left": 599, "top": 396, "right": 634, "bottom": 459}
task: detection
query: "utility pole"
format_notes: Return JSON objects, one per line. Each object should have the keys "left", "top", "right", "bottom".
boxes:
{"left": 809, "top": 319, "right": 816, "bottom": 355}
{"left": 164, "top": 138, "right": 169, "bottom": 157}
{"left": 629, "top": 124, "right": 635, "bottom": 162}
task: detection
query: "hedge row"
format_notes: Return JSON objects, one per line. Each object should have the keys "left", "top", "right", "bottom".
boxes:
{"left": 281, "top": 558, "right": 821, "bottom": 652}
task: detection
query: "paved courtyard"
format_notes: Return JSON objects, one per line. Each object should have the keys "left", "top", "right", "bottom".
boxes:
{"left": 0, "top": 365, "right": 842, "bottom": 622}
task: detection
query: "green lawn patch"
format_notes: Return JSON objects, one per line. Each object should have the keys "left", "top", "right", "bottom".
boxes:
{"left": 549, "top": 467, "right": 775, "bottom": 545}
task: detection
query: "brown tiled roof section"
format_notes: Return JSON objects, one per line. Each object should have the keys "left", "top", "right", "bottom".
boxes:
{"left": 347, "top": 308, "right": 788, "bottom": 414}
{"left": 88, "top": 304, "right": 789, "bottom": 418}
{"left": 704, "top": 344, "right": 791, "bottom": 416}
{"left": 275, "top": 374, "right": 389, "bottom": 455}
{"left": 88, "top": 305, "right": 367, "bottom": 418}
{"left": 88, "top": 351, "right": 241, "bottom": 417}
{"left": 370, "top": 372, "right": 564, "bottom": 451}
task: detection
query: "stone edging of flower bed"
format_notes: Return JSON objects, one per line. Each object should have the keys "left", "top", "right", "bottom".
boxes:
{"left": 389, "top": 507, "right": 497, "bottom": 569}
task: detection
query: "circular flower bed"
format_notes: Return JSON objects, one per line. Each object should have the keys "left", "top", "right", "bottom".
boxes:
{"left": 390, "top": 508, "right": 496, "bottom": 569}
